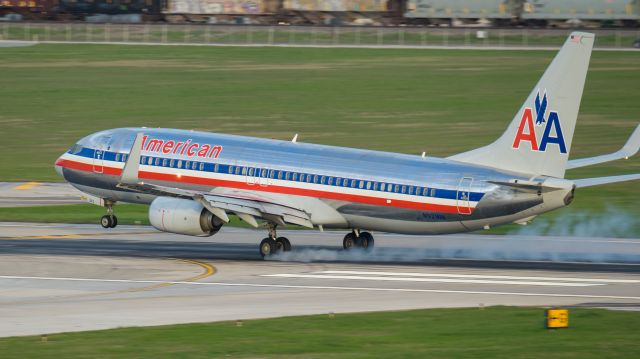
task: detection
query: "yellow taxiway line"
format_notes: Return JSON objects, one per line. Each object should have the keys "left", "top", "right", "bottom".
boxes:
{"left": 14, "top": 182, "right": 42, "bottom": 190}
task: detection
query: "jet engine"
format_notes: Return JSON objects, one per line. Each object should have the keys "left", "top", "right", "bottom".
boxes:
{"left": 149, "top": 197, "right": 223, "bottom": 236}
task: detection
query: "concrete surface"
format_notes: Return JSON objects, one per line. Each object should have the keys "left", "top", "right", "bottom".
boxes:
{"left": 0, "top": 222, "right": 639, "bottom": 337}
{"left": 0, "top": 182, "right": 84, "bottom": 207}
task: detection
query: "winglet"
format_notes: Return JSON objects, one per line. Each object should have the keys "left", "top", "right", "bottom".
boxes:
{"left": 567, "top": 124, "right": 640, "bottom": 169}
{"left": 121, "top": 132, "right": 144, "bottom": 184}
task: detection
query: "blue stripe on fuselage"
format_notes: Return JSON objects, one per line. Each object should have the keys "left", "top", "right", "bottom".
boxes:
{"left": 69, "top": 146, "right": 485, "bottom": 202}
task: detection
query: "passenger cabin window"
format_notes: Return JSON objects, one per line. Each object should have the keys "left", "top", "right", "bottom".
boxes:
{"left": 178, "top": 160, "right": 183, "bottom": 169}
{"left": 162, "top": 159, "right": 168, "bottom": 167}
{"left": 199, "top": 163, "right": 204, "bottom": 171}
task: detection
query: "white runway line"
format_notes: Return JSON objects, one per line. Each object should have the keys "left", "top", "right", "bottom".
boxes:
{"left": 317, "top": 270, "right": 640, "bottom": 283}
{"left": 0, "top": 275, "right": 639, "bottom": 300}
{"left": 261, "top": 273, "right": 602, "bottom": 287}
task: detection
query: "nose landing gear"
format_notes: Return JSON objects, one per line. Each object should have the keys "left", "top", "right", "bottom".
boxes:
{"left": 100, "top": 202, "right": 118, "bottom": 228}
{"left": 259, "top": 224, "right": 291, "bottom": 258}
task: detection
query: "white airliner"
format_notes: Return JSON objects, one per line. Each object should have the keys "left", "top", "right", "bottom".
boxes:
{"left": 55, "top": 32, "right": 640, "bottom": 257}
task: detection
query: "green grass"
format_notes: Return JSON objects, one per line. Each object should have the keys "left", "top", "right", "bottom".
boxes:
{"left": 0, "top": 307, "right": 639, "bottom": 358}
{"left": 0, "top": 43, "right": 638, "bottom": 225}
{"left": 0, "top": 204, "right": 150, "bottom": 225}
{"left": 0, "top": 204, "right": 258, "bottom": 228}
{"left": 4, "top": 25, "right": 638, "bottom": 47}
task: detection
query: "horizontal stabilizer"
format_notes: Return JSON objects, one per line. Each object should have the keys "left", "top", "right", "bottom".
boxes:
{"left": 573, "top": 174, "right": 640, "bottom": 188}
{"left": 567, "top": 124, "right": 640, "bottom": 169}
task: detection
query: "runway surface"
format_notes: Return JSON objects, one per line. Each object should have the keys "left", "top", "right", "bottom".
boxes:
{"left": 0, "top": 182, "right": 84, "bottom": 207}
{"left": 1, "top": 222, "right": 639, "bottom": 337}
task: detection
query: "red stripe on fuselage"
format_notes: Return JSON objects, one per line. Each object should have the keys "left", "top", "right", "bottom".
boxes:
{"left": 56, "top": 159, "right": 122, "bottom": 176}
{"left": 57, "top": 159, "right": 473, "bottom": 214}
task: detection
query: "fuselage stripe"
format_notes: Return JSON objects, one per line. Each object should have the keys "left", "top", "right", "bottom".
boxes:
{"left": 56, "top": 157, "right": 476, "bottom": 214}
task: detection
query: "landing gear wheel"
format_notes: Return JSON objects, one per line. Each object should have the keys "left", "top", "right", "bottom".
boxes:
{"left": 259, "top": 237, "right": 277, "bottom": 258}
{"left": 276, "top": 237, "right": 291, "bottom": 252}
{"left": 343, "top": 233, "right": 356, "bottom": 250}
{"left": 359, "top": 231, "right": 374, "bottom": 251}
{"left": 100, "top": 215, "right": 114, "bottom": 228}
{"left": 109, "top": 215, "right": 118, "bottom": 228}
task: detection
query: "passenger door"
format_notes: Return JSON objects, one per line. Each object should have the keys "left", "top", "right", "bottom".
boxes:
{"left": 92, "top": 135, "right": 112, "bottom": 173}
{"left": 456, "top": 177, "right": 473, "bottom": 215}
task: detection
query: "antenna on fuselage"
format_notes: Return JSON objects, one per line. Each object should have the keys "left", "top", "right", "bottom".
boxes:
{"left": 292, "top": 134, "right": 299, "bottom": 143}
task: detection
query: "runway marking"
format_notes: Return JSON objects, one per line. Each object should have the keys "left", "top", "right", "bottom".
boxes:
{"left": 117, "top": 258, "right": 216, "bottom": 292}
{"left": 14, "top": 182, "right": 41, "bottom": 190}
{"left": 1, "top": 275, "right": 639, "bottom": 301}
{"left": 261, "top": 273, "right": 602, "bottom": 287}
{"left": 0, "top": 259, "right": 217, "bottom": 305}
{"left": 316, "top": 270, "right": 640, "bottom": 284}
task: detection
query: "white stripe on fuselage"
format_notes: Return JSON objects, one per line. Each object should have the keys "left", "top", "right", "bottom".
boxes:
{"left": 59, "top": 152, "right": 479, "bottom": 208}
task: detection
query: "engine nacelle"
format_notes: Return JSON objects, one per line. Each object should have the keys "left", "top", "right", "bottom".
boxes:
{"left": 149, "top": 197, "right": 223, "bottom": 236}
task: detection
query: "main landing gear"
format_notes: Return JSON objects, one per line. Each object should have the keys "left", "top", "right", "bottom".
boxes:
{"left": 259, "top": 224, "right": 291, "bottom": 258}
{"left": 343, "top": 230, "right": 374, "bottom": 251}
{"left": 100, "top": 202, "right": 118, "bottom": 229}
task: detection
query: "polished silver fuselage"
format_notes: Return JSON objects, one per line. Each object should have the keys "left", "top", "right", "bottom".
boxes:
{"left": 55, "top": 128, "right": 574, "bottom": 234}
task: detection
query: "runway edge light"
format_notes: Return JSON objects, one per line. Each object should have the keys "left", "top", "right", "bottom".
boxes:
{"left": 546, "top": 308, "right": 569, "bottom": 329}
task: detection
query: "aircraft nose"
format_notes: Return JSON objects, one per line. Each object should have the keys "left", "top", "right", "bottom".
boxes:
{"left": 54, "top": 154, "right": 65, "bottom": 178}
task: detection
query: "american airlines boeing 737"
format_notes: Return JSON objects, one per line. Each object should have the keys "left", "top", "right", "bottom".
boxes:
{"left": 55, "top": 32, "right": 640, "bottom": 258}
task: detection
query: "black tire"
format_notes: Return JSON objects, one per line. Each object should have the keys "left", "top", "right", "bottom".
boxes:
{"left": 259, "top": 237, "right": 274, "bottom": 258}
{"left": 100, "top": 215, "right": 112, "bottom": 228}
{"left": 359, "top": 231, "right": 374, "bottom": 251}
{"left": 276, "top": 237, "right": 291, "bottom": 252}
{"left": 110, "top": 215, "right": 118, "bottom": 228}
{"left": 343, "top": 233, "right": 356, "bottom": 250}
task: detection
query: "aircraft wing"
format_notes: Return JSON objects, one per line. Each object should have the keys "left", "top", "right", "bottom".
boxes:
{"left": 117, "top": 133, "right": 313, "bottom": 228}
{"left": 573, "top": 174, "right": 640, "bottom": 188}
{"left": 118, "top": 182, "right": 313, "bottom": 228}
{"left": 567, "top": 124, "right": 640, "bottom": 169}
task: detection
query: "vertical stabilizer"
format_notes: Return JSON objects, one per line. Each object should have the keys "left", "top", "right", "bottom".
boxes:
{"left": 448, "top": 32, "right": 594, "bottom": 178}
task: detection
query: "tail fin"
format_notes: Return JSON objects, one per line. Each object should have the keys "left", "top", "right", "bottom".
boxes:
{"left": 449, "top": 32, "right": 594, "bottom": 178}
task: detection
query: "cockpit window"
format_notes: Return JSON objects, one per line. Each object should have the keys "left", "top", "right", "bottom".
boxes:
{"left": 70, "top": 144, "right": 83, "bottom": 154}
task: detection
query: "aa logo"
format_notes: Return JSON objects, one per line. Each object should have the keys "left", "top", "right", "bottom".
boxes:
{"left": 512, "top": 90, "right": 567, "bottom": 154}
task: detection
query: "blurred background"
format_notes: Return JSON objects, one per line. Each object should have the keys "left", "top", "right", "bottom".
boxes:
{"left": 1, "top": 1, "right": 639, "bottom": 48}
